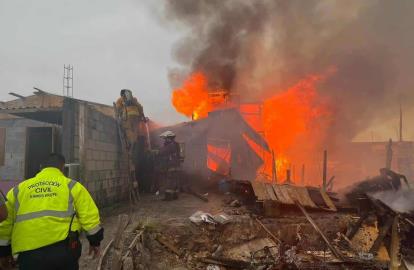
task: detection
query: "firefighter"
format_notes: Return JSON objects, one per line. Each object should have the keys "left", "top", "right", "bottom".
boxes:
{"left": 159, "top": 131, "right": 181, "bottom": 170}
{"left": 158, "top": 131, "right": 182, "bottom": 193}
{"left": 0, "top": 153, "right": 103, "bottom": 270}
{"left": 115, "top": 89, "right": 146, "bottom": 154}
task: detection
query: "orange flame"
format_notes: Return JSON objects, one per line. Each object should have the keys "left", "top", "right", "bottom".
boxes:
{"left": 172, "top": 71, "right": 333, "bottom": 183}
{"left": 259, "top": 74, "right": 332, "bottom": 182}
{"left": 171, "top": 73, "right": 226, "bottom": 120}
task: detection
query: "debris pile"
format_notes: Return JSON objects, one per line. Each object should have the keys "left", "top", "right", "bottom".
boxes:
{"left": 98, "top": 169, "right": 414, "bottom": 269}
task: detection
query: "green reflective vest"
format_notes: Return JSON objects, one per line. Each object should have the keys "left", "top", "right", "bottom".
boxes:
{"left": 0, "top": 167, "right": 101, "bottom": 254}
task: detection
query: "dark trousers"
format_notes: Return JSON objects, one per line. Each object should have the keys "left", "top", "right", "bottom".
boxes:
{"left": 18, "top": 236, "right": 82, "bottom": 270}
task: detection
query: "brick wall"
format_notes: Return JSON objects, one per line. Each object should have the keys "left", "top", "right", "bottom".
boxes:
{"left": 77, "top": 103, "right": 129, "bottom": 207}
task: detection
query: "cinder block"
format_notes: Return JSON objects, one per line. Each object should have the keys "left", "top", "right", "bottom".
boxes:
{"left": 95, "top": 161, "right": 104, "bottom": 170}
{"left": 92, "top": 130, "right": 99, "bottom": 141}
{"left": 86, "top": 160, "right": 96, "bottom": 171}
{"left": 86, "top": 149, "right": 93, "bottom": 160}
{"left": 73, "top": 136, "right": 79, "bottom": 148}
{"left": 93, "top": 150, "right": 100, "bottom": 160}
{"left": 104, "top": 161, "right": 113, "bottom": 170}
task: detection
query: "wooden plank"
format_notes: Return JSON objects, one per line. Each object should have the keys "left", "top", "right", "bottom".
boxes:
{"left": 346, "top": 212, "right": 370, "bottom": 239}
{"left": 122, "top": 230, "right": 144, "bottom": 261}
{"left": 155, "top": 235, "right": 183, "bottom": 256}
{"left": 320, "top": 188, "right": 337, "bottom": 211}
{"left": 97, "top": 239, "right": 114, "bottom": 270}
{"left": 389, "top": 216, "right": 400, "bottom": 270}
{"left": 110, "top": 214, "right": 130, "bottom": 270}
{"left": 255, "top": 218, "right": 281, "bottom": 244}
{"left": 369, "top": 216, "right": 394, "bottom": 254}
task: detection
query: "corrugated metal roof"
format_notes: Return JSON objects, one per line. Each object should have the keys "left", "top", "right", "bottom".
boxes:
{"left": 251, "top": 181, "right": 336, "bottom": 211}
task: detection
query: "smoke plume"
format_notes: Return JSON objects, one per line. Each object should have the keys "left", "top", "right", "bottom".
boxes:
{"left": 164, "top": 0, "right": 414, "bottom": 142}
{"left": 371, "top": 189, "right": 414, "bottom": 214}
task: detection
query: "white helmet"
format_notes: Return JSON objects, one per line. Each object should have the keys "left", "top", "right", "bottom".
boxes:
{"left": 160, "top": 130, "right": 176, "bottom": 138}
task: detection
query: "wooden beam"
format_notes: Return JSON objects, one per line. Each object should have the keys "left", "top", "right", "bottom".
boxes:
{"left": 97, "top": 239, "right": 114, "bottom": 270}
{"left": 33, "top": 87, "right": 47, "bottom": 95}
{"left": 8, "top": 92, "right": 25, "bottom": 99}
{"left": 322, "top": 150, "right": 327, "bottom": 191}
{"left": 255, "top": 218, "right": 281, "bottom": 244}
{"left": 389, "top": 216, "right": 400, "bottom": 270}
{"left": 346, "top": 212, "right": 370, "bottom": 239}
{"left": 296, "top": 201, "right": 346, "bottom": 261}
{"left": 110, "top": 214, "right": 130, "bottom": 270}
{"left": 369, "top": 215, "right": 394, "bottom": 254}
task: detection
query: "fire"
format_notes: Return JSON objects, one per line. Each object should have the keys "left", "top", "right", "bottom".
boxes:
{"left": 172, "top": 71, "right": 333, "bottom": 184}
{"left": 259, "top": 74, "right": 332, "bottom": 181}
{"left": 171, "top": 73, "right": 226, "bottom": 120}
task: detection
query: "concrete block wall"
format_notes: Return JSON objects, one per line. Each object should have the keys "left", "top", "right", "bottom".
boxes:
{"left": 80, "top": 104, "right": 129, "bottom": 207}
{"left": 0, "top": 118, "right": 53, "bottom": 182}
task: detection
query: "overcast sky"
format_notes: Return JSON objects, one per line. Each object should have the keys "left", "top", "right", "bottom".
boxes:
{"left": 0, "top": 0, "right": 412, "bottom": 140}
{"left": 0, "top": 0, "right": 186, "bottom": 125}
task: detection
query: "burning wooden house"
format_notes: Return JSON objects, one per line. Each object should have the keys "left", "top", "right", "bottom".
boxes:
{"left": 152, "top": 108, "right": 269, "bottom": 181}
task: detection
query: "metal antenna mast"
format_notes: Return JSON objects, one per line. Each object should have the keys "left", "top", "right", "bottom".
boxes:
{"left": 63, "top": 65, "right": 73, "bottom": 97}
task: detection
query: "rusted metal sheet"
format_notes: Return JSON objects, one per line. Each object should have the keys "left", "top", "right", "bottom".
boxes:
{"left": 251, "top": 182, "right": 332, "bottom": 210}
{"left": 283, "top": 185, "right": 317, "bottom": 208}
{"left": 264, "top": 183, "right": 277, "bottom": 201}
{"left": 251, "top": 181, "right": 270, "bottom": 201}
{"left": 272, "top": 184, "right": 294, "bottom": 204}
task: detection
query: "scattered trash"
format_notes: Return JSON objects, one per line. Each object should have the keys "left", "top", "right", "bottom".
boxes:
{"left": 206, "top": 264, "right": 221, "bottom": 270}
{"left": 212, "top": 245, "right": 223, "bottom": 258}
{"left": 189, "top": 211, "right": 232, "bottom": 225}
{"left": 358, "top": 252, "right": 374, "bottom": 261}
{"left": 213, "top": 213, "right": 232, "bottom": 225}
{"left": 230, "top": 199, "right": 241, "bottom": 207}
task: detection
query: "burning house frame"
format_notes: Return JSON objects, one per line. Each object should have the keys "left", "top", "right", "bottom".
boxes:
{"left": 152, "top": 108, "right": 269, "bottom": 181}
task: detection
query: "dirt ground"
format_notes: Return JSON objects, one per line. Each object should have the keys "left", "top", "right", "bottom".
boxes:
{"left": 79, "top": 192, "right": 361, "bottom": 270}
{"left": 79, "top": 192, "right": 226, "bottom": 269}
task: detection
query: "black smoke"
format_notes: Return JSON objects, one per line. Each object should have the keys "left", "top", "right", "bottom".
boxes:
{"left": 164, "top": 0, "right": 414, "bottom": 142}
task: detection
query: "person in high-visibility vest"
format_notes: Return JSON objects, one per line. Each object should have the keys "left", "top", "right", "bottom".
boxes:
{"left": 0, "top": 153, "right": 103, "bottom": 270}
{"left": 115, "top": 89, "right": 145, "bottom": 150}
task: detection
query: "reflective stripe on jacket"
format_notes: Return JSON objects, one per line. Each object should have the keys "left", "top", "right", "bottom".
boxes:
{"left": 0, "top": 167, "right": 101, "bottom": 254}
{"left": 115, "top": 97, "right": 144, "bottom": 119}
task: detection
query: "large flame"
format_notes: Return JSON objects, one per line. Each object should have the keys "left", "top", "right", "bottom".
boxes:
{"left": 171, "top": 73, "right": 226, "bottom": 120}
{"left": 257, "top": 74, "right": 332, "bottom": 182}
{"left": 172, "top": 71, "right": 332, "bottom": 184}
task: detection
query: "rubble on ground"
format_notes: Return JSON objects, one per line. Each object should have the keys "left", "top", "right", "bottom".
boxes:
{"left": 96, "top": 170, "right": 414, "bottom": 270}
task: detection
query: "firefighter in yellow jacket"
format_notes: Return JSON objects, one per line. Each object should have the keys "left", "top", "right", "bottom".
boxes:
{"left": 0, "top": 153, "right": 103, "bottom": 270}
{"left": 115, "top": 89, "right": 145, "bottom": 150}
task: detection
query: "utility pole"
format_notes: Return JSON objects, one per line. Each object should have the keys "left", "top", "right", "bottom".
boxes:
{"left": 301, "top": 164, "right": 305, "bottom": 186}
{"left": 386, "top": 138, "right": 393, "bottom": 170}
{"left": 322, "top": 150, "right": 327, "bottom": 191}
{"left": 271, "top": 150, "right": 277, "bottom": 183}
{"left": 399, "top": 103, "right": 403, "bottom": 142}
{"left": 63, "top": 65, "right": 74, "bottom": 97}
